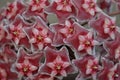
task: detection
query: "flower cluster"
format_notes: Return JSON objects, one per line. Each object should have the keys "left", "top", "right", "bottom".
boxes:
{"left": 0, "top": 0, "right": 120, "bottom": 80}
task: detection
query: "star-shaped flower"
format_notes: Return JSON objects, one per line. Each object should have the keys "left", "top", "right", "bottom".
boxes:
{"left": 14, "top": 48, "right": 43, "bottom": 78}
{"left": 89, "top": 13, "right": 118, "bottom": 39}
{"left": 72, "top": 0, "right": 99, "bottom": 21}
{"left": 45, "top": 0, "right": 76, "bottom": 23}
{"left": 40, "top": 47, "right": 75, "bottom": 77}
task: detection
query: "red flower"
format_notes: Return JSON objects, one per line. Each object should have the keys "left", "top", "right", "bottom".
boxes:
{"left": 89, "top": 13, "right": 118, "bottom": 39}
{"left": 50, "top": 19, "right": 83, "bottom": 46}
{"left": 97, "top": 0, "right": 112, "bottom": 12}
{"left": 31, "top": 73, "right": 59, "bottom": 80}
{"left": 0, "top": 63, "right": 18, "bottom": 80}
{"left": 7, "top": 22, "right": 26, "bottom": 45}
{"left": 24, "top": 0, "right": 50, "bottom": 22}
{"left": 45, "top": 0, "right": 76, "bottom": 23}
{"left": 104, "top": 32, "right": 120, "bottom": 60}
{"left": 72, "top": 0, "right": 99, "bottom": 21}
{"left": 0, "top": 22, "right": 10, "bottom": 45}
{"left": 0, "top": 44, "right": 17, "bottom": 63}
{"left": 74, "top": 55, "right": 100, "bottom": 78}
{"left": 98, "top": 59, "right": 120, "bottom": 80}
{"left": 14, "top": 48, "right": 43, "bottom": 79}
{"left": 40, "top": 47, "right": 75, "bottom": 77}
{"left": 2, "top": 0, "right": 26, "bottom": 21}
{"left": 26, "top": 17, "right": 54, "bottom": 51}
{"left": 65, "top": 28, "right": 99, "bottom": 55}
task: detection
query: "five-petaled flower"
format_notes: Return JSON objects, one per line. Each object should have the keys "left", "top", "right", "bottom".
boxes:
{"left": 74, "top": 55, "right": 100, "bottom": 78}
{"left": 40, "top": 47, "right": 75, "bottom": 77}
{"left": 7, "top": 23, "right": 26, "bottom": 45}
{"left": 89, "top": 13, "right": 118, "bottom": 39}
{"left": 15, "top": 59, "right": 38, "bottom": 77}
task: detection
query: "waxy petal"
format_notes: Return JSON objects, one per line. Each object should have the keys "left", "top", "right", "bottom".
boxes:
{"left": 78, "top": 44, "right": 85, "bottom": 51}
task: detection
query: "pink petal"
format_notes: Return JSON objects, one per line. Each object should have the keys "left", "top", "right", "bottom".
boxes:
{"left": 32, "top": 28, "right": 39, "bottom": 35}
{"left": 110, "top": 32, "right": 115, "bottom": 39}
{"left": 55, "top": 56, "right": 62, "bottom": 63}
{"left": 29, "top": 38, "right": 36, "bottom": 43}
{"left": 65, "top": 20, "right": 71, "bottom": 27}
{"left": 86, "top": 47, "right": 92, "bottom": 55}
{"left": 89, "top": 9, "right": 95, "bottom": 16}
{"left": 60, "top": 70, "right": 67, "bottom": 77}
{"left": 104, "top": 18, "right": 111, "bottom": 25}
{"left": 16, "top": 63, "right": 22, "bottom": 69}
{"left": 31, "top": 5, "right": 37, "bottom": 11}
{"left": 41, "top": 29, "right": 48, "bottom": 35}
{"left": 44, "top": 37, "right": 52, "bottom": 43}
{"left": 82, "top": 4, "right": 89, "bottom": 9}
{"left": 54, "top": 0, "right": 62, "bottom": 2}
{"left": 59, "top": 28, "right": 68, "bottom": 34}
{"left": 104, "top": 27, "right": 110, "bottom": 33}
{"left": 87, "top": 32, "right": 93, "bottom": 39}
{"left": 63, "top": 62, "right": 70, "bottom": 68}
{"left": 46, "top": 63, "right": 55, "bottom": 69}
{"left": 65, "top": 5, "right": 72, "bottom": 12}
{"left": 24, "top": 59, "right": 30, "bottom": 65}
{"left": 51, "top": 71, "right": 57, "bottom": 76}
{"left": 37, "top": 43, "right": 44, "bottom": 50}
{"left": 56, "top": 5, "right": 63, "bottom": 10}
{"left": 78, "top": 44, "right": 85, "bottom": 51}
{"left": 9, "top": 24, "right": 15, "bottom": 30}
{"left": 86, "top": 68, "right": 92, "bottom": 74}
{"left": 14, "top": 38, "right": 20, "bottom": 44}
{"left": 78, "top": 35, "right": 85, "bottom": 42}
{"left": 92, "top": 40, "right": 99, "bottom": 45}
{"left": 29, "top": 66, "right": 38, "bottom": 71}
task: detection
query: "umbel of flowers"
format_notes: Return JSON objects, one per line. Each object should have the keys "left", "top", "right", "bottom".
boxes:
{"left": 0, "top": 0, "right": 120, "bottom": 80}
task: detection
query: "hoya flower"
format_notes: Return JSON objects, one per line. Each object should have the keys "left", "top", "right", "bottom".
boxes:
{"left": 14, "top": 48, "right": 43, "bottom": 79}
{"left": 103, "top": 32, "right": 120, "bottom": 60}
{"left": 66, "top": 29, "right": 99, "bottom": 55}
{"left": 50, "top": 19, "right": 83, "bottom": 46}
{"left": 89, "top": 13, "right": 118, "bottom": 39}
{"left": 27, "top": 17, "right": 54, "bottom": 51}
{"left": 98, "top": 59, "right": 120, "bottom": 80}
{"left": 24, "top": 0, "right": 50, "bottom": 21}
{"left": 2, "top": 0, "right": 26, "bottom": 21}
{"left": 0, "top": 44, "right": 17, "bottom": 63}
{"left": 74, "top": 55, "right": 100, "bottom": 79}
{"left": 40, "top": 47, "right": 75, "bottom": 77}
{"left": 72, "top": 0, "right": 99, "bottom": 21}
{"left": 97, "top": 0, "right": 112, "bottom": 12}
{"left": 0, "top": 63, "right": 18, "bottom": 80}
{"left": 77, "top": 32, "right": 99, "bottom": 55}
{"left": 30, "top": 73, "right": 59, "bottom": 80}
{"left": 0, "top": 22, "right": 9, "bottom": 45}
{"left": 15, "top": 59, "right": 38, "bottom": 78}
{"left": 45, "top": 0, "right": 76, "bottom": 23}
{"left": 6, "top": 23, "right": 26, "bottom": 45}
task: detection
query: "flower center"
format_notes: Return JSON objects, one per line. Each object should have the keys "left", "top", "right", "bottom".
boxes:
{"left": 56, "top": 65, "right": 61, "bottom": 70}
{"left": 93, "top": 66, "right": 98, "bottom": 69}
{"left": 85, "top": 41, "right": 91, "bottom": 46}
{"left": 13, "top": 31, "right": 19, "bottom": 36}
{"left": 114, "top": 74, "right": 119, "bottom": 78}
{"left": 7, "top": 7, "right": 10, "bottom": 12}
{"left": 69, "top": 28, "right": 74, "bottom": 34}
{"left": 90, "top": 3, "right": 95, "bottom": 7}
{"left": 63, "top": 0, "right": 67, "bottom": 5}
{"left": 23, "top": 67, "right": 29, "bottom": 72}
{"left": 36, "top": 0, "right": 39, "bottom": 3}
{"left": 110, "top": 26, "right": 115, "bottom": 30}
{"left": 37, "top": 36, "right": 43, "bottom": 41}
